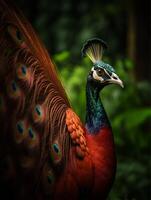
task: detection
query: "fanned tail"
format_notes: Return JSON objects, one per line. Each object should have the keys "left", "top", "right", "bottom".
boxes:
{"left": 0, "top": 0, "right": 69, "bottom": 104}
{"left": 0, "top": 0, "right": 72, "bottom": 197}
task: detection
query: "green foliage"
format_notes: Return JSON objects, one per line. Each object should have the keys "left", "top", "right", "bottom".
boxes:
{"left": 55, "top": 52, "right": 91, "bottom": 121}
{"left": 54, "top": 51, "right": 151, "bottom": 200}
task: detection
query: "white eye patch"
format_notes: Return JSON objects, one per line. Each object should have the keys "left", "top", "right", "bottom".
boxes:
{"left": 91, "top": 67, "right": 104, "bottom": 81}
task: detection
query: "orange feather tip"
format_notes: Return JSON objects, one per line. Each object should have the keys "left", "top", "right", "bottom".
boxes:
{"left": 76, "top": 146, "right": 85, "bottom": 159}
{"left": 70, "top": 131, "right": 77, "bottom": 140}
{"left": 79, "top": 135, "right": 86, "bottom": 145}
{"left": 66, "top": 108, "right": 88, "bottom": 158}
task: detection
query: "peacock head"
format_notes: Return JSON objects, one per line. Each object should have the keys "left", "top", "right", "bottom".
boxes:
{"left": 82, "top": 38, "right": 124, "bottom": 88}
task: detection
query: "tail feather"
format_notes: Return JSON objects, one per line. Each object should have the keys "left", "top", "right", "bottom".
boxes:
{"left": 0, "top": 0, "right": 72, "bottom": 197}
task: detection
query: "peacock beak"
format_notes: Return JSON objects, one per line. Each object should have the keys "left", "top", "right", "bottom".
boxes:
{"left": 108, "top": 72, "right": 124, "bottom": 88}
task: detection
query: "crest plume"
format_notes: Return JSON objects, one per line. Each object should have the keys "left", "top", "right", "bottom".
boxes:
{"left": 82, "top": 38, "right": 107, "bottom": 63}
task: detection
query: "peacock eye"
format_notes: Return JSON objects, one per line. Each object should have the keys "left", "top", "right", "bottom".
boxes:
{"left": 28, "top": 128, "right": 35, "bottom": 139}
{"left": 46, "top": 169, "right": 55, "bottom": 186}
{"left": 16, "top": 64, "right": 30, "bottom": 80}
{"left": 51, "top": 142, "right": 62, "bottom": 164}
{"left": 21, "top": 65, "right": 27, "bottom": 75}
{"left": 7, "top": 25, "right": 24, "bottom": 45}
{"left": 7, "top": 80, "right": 21, "bottom": 99}
{"left": 32, "top": 104, "right": 45, "bottom": 124}
{"left": 52, "top": 143, "right": 59, "bottom": 154}
{"left": 47, "top": 175, "right": 53, "bottom": 184}
{"left": 16, "top": 121, "right": 24, "bottom": 134}
{"left": 35, "top": 105, "right": 41, "bottom": 116}
{"left": 11, "top": 81, "right": 18, "bottom": 91}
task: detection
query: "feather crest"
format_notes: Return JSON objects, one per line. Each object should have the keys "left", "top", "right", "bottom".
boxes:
{"left": 81, "top": 38, "right": 107, "bottom": 63}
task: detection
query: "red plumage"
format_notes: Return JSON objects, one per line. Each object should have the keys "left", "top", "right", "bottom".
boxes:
{"left": 0, "top": 0, "right": 118, "bottom": 199}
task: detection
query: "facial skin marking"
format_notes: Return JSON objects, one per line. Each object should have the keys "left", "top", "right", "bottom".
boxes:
{"left": 91, "top": 66, "right": 124, "bottom": 87}
{"left": 111, "top": 72, "right": 118, "bottom": 80}
{"left": 91, "top": 67, "right": 104, "bottom": 82}
{"left": 91, "top": 66, "right": 121, "bottom": 85}
{"left": 93, "top": 70, "right": 103, "bottom": 81}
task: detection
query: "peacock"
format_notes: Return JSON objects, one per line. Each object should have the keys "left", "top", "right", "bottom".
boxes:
{"left": 0, "top": 0, "right": 124, "bottom": 199}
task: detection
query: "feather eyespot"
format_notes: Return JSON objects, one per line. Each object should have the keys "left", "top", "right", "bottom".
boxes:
{"left": 11, "top": 81, "right": 19, "bottom": 94}
{"left": 32, "top": 104, "right": 45, "bottom": 124}
{"left": 35, "top": 105, "right": 41, "bottom": 116}
{"left": 28, "top": 127, "right": 35, "bottom": 139}
{"left": 16, "top": 121, "right": 24, "bottom": 134}
{"left": 51, "top": 142, "right": 62, "bottom": 164}
{"left": 7, "top": 80, "right": 21, "bottom": 99}
{"left": 52, "top": 143, "right": 59, "bottom": 153}
{"left": 47, "top": 173, "right": 55, "bottom": 184}
{"left": 15, "top": 120, "right": 27, "bottom": 144}
{"left": 42, "top": 166, "right": 55, "bottom": 195}
{"left": 7, "top": 25, "right": 25, "bottom": 46}
{"left": 16, "top": 64, "right": 33, "bottom": 88}
{"left": 16, "top": 64, "right": 29, "bottom": 79}
{"left": 12, "top": 81, "right": 17, "bottom": 91}
{"left": 21, "top": 65, "right": 27, "bottom": 75}
{"left": 26, "top": 126, "right": 40, "bottom": 149}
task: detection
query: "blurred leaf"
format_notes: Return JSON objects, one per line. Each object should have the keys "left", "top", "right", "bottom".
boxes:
{"left": 113, "top": 108, "right": 151, "bottom": 130}
{"left": 54, "top": 51, "right": 70, "bottom": 62}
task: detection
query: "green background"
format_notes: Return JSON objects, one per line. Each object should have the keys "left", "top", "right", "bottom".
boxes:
{"left": 14, "top": 0, "right": 151, "bottom": 199}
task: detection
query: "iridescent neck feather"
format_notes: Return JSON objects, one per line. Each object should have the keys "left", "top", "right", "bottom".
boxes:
{"left": 85, "top": 81, "right": 110, "bottom": 134}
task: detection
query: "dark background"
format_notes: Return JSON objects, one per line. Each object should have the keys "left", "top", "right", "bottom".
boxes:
{"left": 14, "top": 0, "right": 151, "bottom": 199}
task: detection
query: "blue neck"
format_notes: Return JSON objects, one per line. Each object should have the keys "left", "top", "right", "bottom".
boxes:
{"left": 85, "top": 81, "right": 110, "bottom": 134}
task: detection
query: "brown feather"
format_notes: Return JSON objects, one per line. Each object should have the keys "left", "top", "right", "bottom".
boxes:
{"left": 0, "top": 0, "right": 70, "bottom": 105}
{"left": 0, "top": 0, "right": 72, "bottom": 196}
